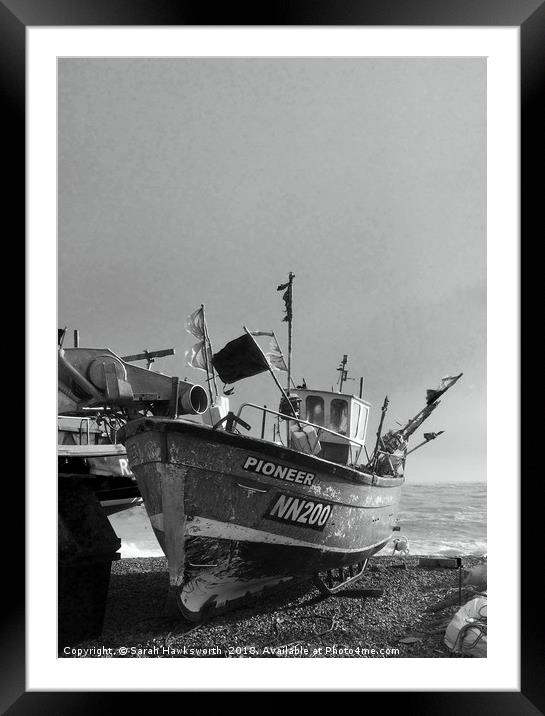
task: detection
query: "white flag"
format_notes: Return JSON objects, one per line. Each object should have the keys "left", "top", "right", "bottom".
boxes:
{"left": 185, "top": 341, "right": 212, "bottom": 372}
{"left": 266, "top": 335, "right": 288, "bottom": 372}
{"left": 186, "top": 307, "right": 205, "bottom": 341}
{"left": 250, "top": 329, "right": 288, "bottom": 372}
{"left": 185, "top": 306, "right": 208, "bottom": 371}
{"left": 267, "top": 351, "right": 288, "bottom": 372}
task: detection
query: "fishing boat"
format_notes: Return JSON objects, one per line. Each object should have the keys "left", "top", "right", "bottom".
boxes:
{"left": 119, "top": 277, "right": 462, "bottom": 621}
{"left": 57, "top": 331, "right": 175, "bottom": 516}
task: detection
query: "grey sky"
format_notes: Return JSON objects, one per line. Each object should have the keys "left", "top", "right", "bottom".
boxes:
{"left": 58, "top": 58, "right": 486, "bottom": 483}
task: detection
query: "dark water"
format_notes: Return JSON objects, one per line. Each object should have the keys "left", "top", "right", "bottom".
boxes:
{"left": 377, "top": 481, "right": 487, "bottom": 557}
{"left": 109, "top": 481, "right": 487, "bottom": 558}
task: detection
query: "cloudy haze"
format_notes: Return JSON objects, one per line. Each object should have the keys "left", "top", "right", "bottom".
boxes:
{"left": 58, "top": 58, "right": 485, "bottom": 483}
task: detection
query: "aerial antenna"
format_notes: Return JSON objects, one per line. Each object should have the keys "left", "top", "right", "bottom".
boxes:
{"left": 336, "top": 354, "right": 355, "bottom": 393}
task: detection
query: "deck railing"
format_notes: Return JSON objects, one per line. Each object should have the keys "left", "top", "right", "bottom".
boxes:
{"left": 235, "top": 402, "right": 366, "bottom": 465}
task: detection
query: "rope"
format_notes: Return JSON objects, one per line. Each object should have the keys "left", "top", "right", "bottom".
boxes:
{"left": 452, "top": 602, "right": 487, "bottom": 654}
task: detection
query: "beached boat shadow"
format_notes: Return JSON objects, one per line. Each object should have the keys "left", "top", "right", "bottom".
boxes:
{"left": 101, "top": 564, "right": 321, "bottom": 642}
{"left": 102, "top": 559, "right": 388, "bottom": 643}
{"left": 101, "top": 567, "right": 175, "bottom": 640}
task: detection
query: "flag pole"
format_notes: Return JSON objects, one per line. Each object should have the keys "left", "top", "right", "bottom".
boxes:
{"left": 401, "top": 372, "right": 463, "bottom": 440}
{"left": 201, "top": 303, "right": 219, "bottom": 402}
{"left": 243, "top": 326, "right": 292, "bottom": 407}
{"left": 406, "top": 430, "right": 445, "bottom": 455}
{"left": 286, "top": 271, "right": 294, "bottom": 395}
{"left": 276, "top": 272, "right": 295, "bottom": 444}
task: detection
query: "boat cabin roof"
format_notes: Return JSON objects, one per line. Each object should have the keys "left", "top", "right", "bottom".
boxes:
{"left": 295, "top": 388, "right": 370, "bottom": 405}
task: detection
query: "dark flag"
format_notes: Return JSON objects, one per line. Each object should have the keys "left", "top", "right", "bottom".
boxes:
{"left": 426, "top": 374, "right": 463, "bottom": 405}
{"left": 277, "top": 281, "right": 292, "bottom": 323}
{"left": 212, "top": 333, "right": 269, "bottom": 384}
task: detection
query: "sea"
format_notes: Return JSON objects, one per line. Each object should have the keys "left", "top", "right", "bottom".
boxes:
{"left": 377, "top": 481, "right": 487, "bottom": 557}
{"left": 109, "top": 481, "right": 487, "bottom": 559}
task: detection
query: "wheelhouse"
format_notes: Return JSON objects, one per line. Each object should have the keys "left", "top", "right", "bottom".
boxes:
{"left": 295, "top": 389, "right": 370, "bottom": 466}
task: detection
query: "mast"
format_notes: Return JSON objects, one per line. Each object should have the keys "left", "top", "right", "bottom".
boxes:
{"left": 276, "top": 272, "right": 296, "bottom": 444}
{"left": 277, "top": 272, "right": 295, "bottom": 394}
{"left": 286, "top": 271, "right": 294, "bottom": 395}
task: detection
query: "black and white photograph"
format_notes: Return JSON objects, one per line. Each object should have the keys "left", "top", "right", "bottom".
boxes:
{"left": 11, "top": 10, "right": 532, "bottom": 703}
{"left": 57, "top": 55, "right": 487, "bottom": 659}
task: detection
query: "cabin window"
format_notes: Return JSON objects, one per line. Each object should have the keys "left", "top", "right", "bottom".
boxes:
{"left": 306, "top": 396, "right": 325, "bottom": 426}
{"left": 352, "top": 402, "right": 361, "bottom": 438}
{"left": 330, "top": 399, "right": 348, "bottom": 435}
{"left": 360, "top": 405, "right": 369, "bottom": 440}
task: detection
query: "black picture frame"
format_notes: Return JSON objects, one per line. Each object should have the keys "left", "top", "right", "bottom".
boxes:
{"left": 7, "top": 0, "right": 536, "bottom": 711}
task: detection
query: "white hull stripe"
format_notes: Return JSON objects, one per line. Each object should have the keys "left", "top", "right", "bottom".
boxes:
{"left": 183, "top": 516, "right": 389, "bottom": 554}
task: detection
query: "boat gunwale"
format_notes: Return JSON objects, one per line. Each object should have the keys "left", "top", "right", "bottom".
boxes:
{"left": 120, "top": 416, "right": 404, "bottom": 489}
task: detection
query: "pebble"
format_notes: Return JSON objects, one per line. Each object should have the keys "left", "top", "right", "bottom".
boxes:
{"left": 66, "top": 554, "right": 485, "bottom": 658}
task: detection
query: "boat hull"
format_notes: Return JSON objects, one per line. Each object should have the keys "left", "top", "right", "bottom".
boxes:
{"left": 122, "top": 417, "right": 404, "bottom": 621}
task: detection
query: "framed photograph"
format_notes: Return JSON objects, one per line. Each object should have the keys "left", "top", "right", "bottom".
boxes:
{"left": 8, "top": 0, "right": 536, "bottom": 709}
